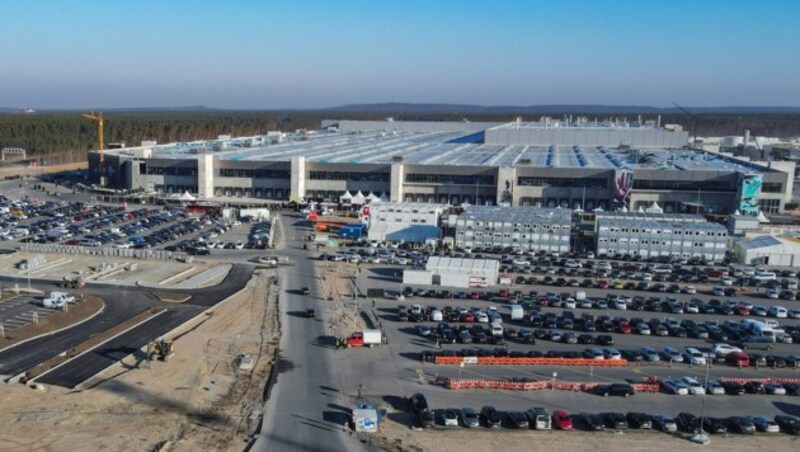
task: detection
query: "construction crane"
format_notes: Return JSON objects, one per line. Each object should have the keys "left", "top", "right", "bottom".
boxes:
{"left": 671, "top": 102, "right": 699, "bottom": 148}
{"left": 81, "top": 112, "right": 105, "bottom": 163}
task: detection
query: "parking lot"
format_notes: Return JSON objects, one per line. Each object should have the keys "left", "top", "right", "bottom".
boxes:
{"left": 0, "top": 296, "right": 57, "bottom": 332}
{"left": 318, "top": 253, "right": 800, "bottom": 435}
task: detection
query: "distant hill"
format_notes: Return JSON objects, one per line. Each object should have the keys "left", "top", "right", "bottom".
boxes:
{"left": 322, "top": 102, "right": 800, "bottom": 115}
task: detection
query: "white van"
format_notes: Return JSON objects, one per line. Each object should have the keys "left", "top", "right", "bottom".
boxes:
{"left": 753, "top": 272, "right": 777, "bottom": 281}
{"left": 510, "top": 305, "right": 524, "bottom": 321}
{"left": 42, "top": 291, "right": 75, "bottom": 308}
{"left": 430, "top": 309, "right": 443, "bottom": 322}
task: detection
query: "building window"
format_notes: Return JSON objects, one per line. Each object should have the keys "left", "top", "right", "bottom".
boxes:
{"left": 517, "top": 177, "right": 606, "bottom": 188}
{"left": 219, "top": 168, "right": 290, "bottom": 178}
{"left": 309, "top": 171, "right": 389, "bottom": 181}
{"left": 762, "top": 183, "right": 783, "bottom": 193}
{"left": 405, "top": 173, "right": 494, "bottom": 185}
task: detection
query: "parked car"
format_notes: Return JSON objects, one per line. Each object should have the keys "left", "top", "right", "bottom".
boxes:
{"left": 775, "top": 415, "right": 800, "bottom": 435}
{"left": 661, "top": 379, "right": 689, "bottom": 395}
{"left": 580, "top": 413, "right": 605, "bottom": 431}
{"left": 749, "top": 416, "right": 780, "bottom": 433}
{"left": 652, "top": 414, "right": 677, "bottom": 432}
{"left": 601, "top": 412, "right": 628, "bottom": 429}
{"left": 551, "top": 409, "right": 573, "bottom": 430}
{"left": 703, "top": 417, "right": 728, "bottom": 434}
{"left": 727, "top": 416, "right": 756, "bottom": 434}
{"left": 626, "top": 412, "right": 652, "bottom": 429}
{"left": 480, "top": 406, "right": 502, "bottom": 428}
{"left": 461, "top": 408, "right": 480, "bottom": 428}
{"left": 676, "top": 412, "right": 700, "bottom": 432}
{"left": 596, "top": 383, "right": 635, "bottom": 397}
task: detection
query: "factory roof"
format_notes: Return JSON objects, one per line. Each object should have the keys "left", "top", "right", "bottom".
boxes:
{"left": 459, "top": 206, "right": 573, "bottom": 224}
{"left": 106, "top": 129, "right": 768, "bottom": 173}
{"left": 737, "top": 235, "right": 783, "bottom": 250}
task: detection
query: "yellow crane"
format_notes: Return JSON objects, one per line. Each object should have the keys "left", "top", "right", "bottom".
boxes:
{"left": 81, "top": 112, "right": 105, "bottom": 163}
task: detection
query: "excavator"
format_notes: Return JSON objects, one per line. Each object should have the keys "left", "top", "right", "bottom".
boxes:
{"left": 148, "top": 339, "right": 175, "bottom": 362}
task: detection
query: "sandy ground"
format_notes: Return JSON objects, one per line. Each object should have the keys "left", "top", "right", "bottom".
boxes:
{"left": 0, "top": 251, "right": 217, "bottom": 287}
{"left": 0, "top": 268, "right": 278, "bottom": 452}
{"left": 376, "top": 418, "right": 800, "bottom": 452}
{"left": 316, "top": 260, "right": 368, "bottom": 338}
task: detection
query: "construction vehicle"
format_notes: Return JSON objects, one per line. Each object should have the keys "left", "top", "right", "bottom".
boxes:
{"left": 340, "top": 330, "right": 383, "bottom": 348}
{"left": 148, "top": 339, "right": 175, "bottom": 361}
{"left": 62, "top": 276, "right": 86, "bottom": 289}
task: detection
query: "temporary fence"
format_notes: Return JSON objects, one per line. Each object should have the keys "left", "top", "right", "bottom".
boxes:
{"left": 435, "top": 376, "right": 659, "bottom": 393}
{"left": 434, "top": 356, "right": 629, "bottom": 367}
{"left": 717, "top": 377, "right": 800, "bottom": 384}
{"left": 18, "top": 243, "right": 174, "bottom": 261}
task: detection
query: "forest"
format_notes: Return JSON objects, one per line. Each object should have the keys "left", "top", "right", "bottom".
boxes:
{"left": 0, "top": 110, "right": 798, "bottom": 158}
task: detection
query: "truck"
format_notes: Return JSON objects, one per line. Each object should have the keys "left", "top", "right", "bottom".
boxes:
{"left": 42, "top": 291, "right": 75, "bottom": 308}
{"left": 345, "top": 329, "right": 383, "bottom": 348}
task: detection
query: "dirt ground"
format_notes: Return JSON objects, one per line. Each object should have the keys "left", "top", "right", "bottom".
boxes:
{"left": 0, "top": 268, "right": 278, "bottom": 452}
{"left": 376, "top": 418, "right": 800, "bottom": 452}
{"left": 316, "top": 260, "right": 368, "bottom": 338}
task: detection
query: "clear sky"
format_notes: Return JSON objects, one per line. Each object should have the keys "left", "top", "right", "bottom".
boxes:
{"left": 1, "top": 0, "right": 798, "bottom": 109}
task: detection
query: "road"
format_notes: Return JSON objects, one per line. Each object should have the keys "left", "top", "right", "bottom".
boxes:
{"left": 253, "top": 214, "right": 360, "bottom": 452}
{"left": 0, "top": 264, "right": 253, "bottom": 385}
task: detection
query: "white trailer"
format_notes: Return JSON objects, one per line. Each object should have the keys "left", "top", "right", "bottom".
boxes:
{"left": 510, "top": 305, "right": 524, "bottom": 321}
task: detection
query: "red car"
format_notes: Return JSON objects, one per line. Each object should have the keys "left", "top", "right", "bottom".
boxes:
{"left": 734, "top": 305, "right": 750, "bottom": 316}
{"left": 499, "top": 289, "right": 509, "bottom": 298}
{"left": 552, "top": 409, "right": 573, "bottom": 430}
{"left": 617, "top": 321, "right": 632, "bottom": 334}
{"left": 726, "top": 351, "right": 750, "bottom": 367}
{"left": 460, "top": 312, "right": 475, "bottom": 323}
{"left": 596, "top": 280, "right": 610, "bottom": 289}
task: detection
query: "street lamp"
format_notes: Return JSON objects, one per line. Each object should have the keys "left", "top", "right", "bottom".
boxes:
{"left": 690, "top": 358, "right": 712, "bottom": 445}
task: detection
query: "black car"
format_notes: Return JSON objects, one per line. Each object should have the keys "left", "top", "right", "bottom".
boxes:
{"left": 775, "top": 415, "right": 800, "bottom": 435}
{"left": 595, "top": 335, "right": 614, "bottom": 346}
{"left": 626, "top": 412, "right": 652, "bottom": 429}
{"left": 418, "top": 409, "right": 435, "bottom": 428}
{"left": 702, "top": 417, "right": 728, "bottom": 434}
{"left": 727, "top": 416, "right": 756, "bottom": 434}
{"left": 597, "top": 384, "right": 635, "bottom": 397}
{"left": 783, "top": 382, "right": 800, "bottom": 396}
{"left": 676, "top": 412, "right": 700, "bottom": 432}
{"left": 508, "top": 411, "right": 530, "bottom": 428}
{"left": 602, "top": 412, "right": 628, "bottom": 429}
{"left": 720, "top": 381, "right": 745, "bottom": 395}
{"left": 300, "top": 287, "right": 311, "bottom": 295}
{"left": 408, "top": 393, "right": 429, "bottom": 413}
{"left": 480, "top": 406, "right": 502, "bottom": 428}
{"left": 744, "top": 381, "right": 766, "bottom": 394}
{"left": 580, "top": 413, "right": 605, "bottom": 431}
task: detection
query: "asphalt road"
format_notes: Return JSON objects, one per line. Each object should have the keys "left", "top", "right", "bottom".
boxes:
{"left": 253, "top": 214, "right": 359, "bottom": 452}
{"left": 35, "top": 263, "right": 254, "bottom": 387}
{"left": 0, "top": 296, "right": 57, "bottom": 331}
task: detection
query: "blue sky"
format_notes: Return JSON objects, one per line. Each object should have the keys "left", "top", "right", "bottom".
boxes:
{"left": 1, "top": 0, "right": 798, "bottom": 109}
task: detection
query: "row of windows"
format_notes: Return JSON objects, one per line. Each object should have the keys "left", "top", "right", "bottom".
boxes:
{"left": 375, "top": 217, "right": 431, "bottom": 224}
{"left": 633, "top": 179, "right": 736, "bottom": 191}
{"left": 599, "top": 227, "right": 727, "bottom": 237}
{"left": 762, "top": 183, "right": 783, "bottom": 193}
{"left": 219, "top": 168, "right": 290, "bottom": 179}
{"left": 154, "top": 184, "right": 197, "bottom": 193}
{"left": 517, "top": 177, "right": 607, "bottom": 188}
{"left": 403, "top": 194, "right": 494, "bottom": 205}
{"left": 213, "top": 187, "right": 287, "bottom": 199}
{"left": 146, "top": 166, "right": 197, "bottom": 176}
{"left": 458, "top": 231, "right": 569, "bottom": 240}
{"left": 759, "top": 198, "right": 781, "bottom": 214}
{"left": 405, "top": 173, "right": 495, "bottom": 185}
{"left": 308, "top": 171, "right": 390, "bottom": 182}
{"left": 459, "top": 223, "right": 569, "bottom": 231}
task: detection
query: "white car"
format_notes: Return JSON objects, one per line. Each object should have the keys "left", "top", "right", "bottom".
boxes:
{"left": 614, "top": 299, "right": 627, "bottom": 310}
{"left": 683, "top": 286, "right": 697, "bottom": 294}
{"left": 720, "top": 276, "right": 734, "bottom": 286}
{"left": 679, "top": 377, "right": 706, "bottom": 395}
{"left": 476, "top": 312, "right": 489, "bottom": 323}
{"left": 580, "top": 299, "right": 593, "bottom": 309}
{"left": 766, "top": 289, "right": 780, "bottom": 299}
{"left": 704, "top": 380, "right": 725, "bottom": 395}
{"left": 768, "top": 306, "right": 788, "bottom": 318}
{"left": 685, "top": 302, "right": 700, "bottom": 314}
{"left": 564, "top": 298, "right": 577, "bottom": 309}
{"left": 765, "top": 383, "right": 786, "bottom": 395}
{"left": 711, "top": 343, "right": 742, "bottom": 357}
{"left": 661, "top": 380, "right": 689, "bottom": 395}
{"left": 683, "top": 348, "right": 707, "bottom": 366}
{"left": 748, "top": 416, "right": 780, "bottom": 433}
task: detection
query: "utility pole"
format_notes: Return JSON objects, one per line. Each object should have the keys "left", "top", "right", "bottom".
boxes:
{"left": 691, "top": 359, "right": 712, "bottom": 445}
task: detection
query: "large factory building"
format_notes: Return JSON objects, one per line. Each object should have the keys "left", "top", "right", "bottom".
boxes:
{"left": 88, "top": 118, "right": 794, "bottom": 214}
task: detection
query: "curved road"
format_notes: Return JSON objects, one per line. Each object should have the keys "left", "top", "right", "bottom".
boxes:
{"left": 253, "top": 214, "right": 361, "bottom": 452}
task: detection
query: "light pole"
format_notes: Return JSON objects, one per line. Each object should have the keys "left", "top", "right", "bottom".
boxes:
{"left": 691, "top": 358, "right": 711, "bottom": 445}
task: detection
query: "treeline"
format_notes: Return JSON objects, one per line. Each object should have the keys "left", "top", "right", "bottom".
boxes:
{"left": 0, "top": 111, "right": 798, "bottom": 158}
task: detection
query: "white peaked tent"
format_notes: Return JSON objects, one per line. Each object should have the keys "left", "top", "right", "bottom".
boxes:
{"left": 365, "top": 192, "right": 378, "bottom": 203}
{"left": 637, "top": 206, "right": 645, "bottom": 213}
{"left": 734, "top": 209, "right": 741, "bottom": 216}
{"left": 593, "top": 206, "right": 604, "bottom": 212}
{"left": 757, "top": 211, "right": 771, "bottom": 223}
{"left": 379, "top": 192, "right": 389, "bottom": 202}
{"left": 351, "top": 191, "right": 366, "bottom": 205}
{"left": 340, "top": 190, "right": 353, "bottom": 204}
{"left": 645, "top": 202, "right": 663, "bottom": 214}
{"left": 170, "top": 191, "right": 196, "bottom": 201}
{"left": 621, "top": 206, "right": 629, "bottom": 212}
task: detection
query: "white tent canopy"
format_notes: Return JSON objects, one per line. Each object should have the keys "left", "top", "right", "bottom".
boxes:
{"left": 340, "top": 190, "right": 353, "bottom": 203}
{"left": 757, "top": 210, "right": 771, "bottom": 223}
{"left": 645, "top": 202, "right": 663, "bottom": 214}
{"left": 170, "top": 191, "right": 196, "bottom": 201}
{"left": 351, "top": 190, "right": 366, "bottom": 205}
{"left": 365, "top": 192, "right": 378, "bottom": 202}
{"left": 379, "top": 192, "right": 389, "bottom": 202}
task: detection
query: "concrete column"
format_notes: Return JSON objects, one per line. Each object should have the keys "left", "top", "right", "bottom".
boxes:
{"left": 197, "top": 154, "right": 214, "bottom": 199}
{"left": 390, "top": 163, "right": 404, "bottom": 202}
{"left": 290, "top": 156, "right": 306, "bottom": 201}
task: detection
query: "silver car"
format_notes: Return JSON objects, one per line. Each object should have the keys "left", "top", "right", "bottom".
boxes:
{"left": 461, "top": 408, "right": 480, "bottom": 428}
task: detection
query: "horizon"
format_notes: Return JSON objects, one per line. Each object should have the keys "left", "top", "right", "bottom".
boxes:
{"left": 1, "top": 0, "right": 799, "bottom": 109}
